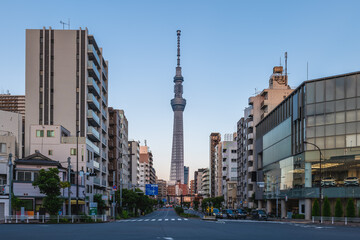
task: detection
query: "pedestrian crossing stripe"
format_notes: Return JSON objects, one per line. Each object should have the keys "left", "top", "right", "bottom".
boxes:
{"left": 117, "top": 218, "right": 188, "bottom": 223}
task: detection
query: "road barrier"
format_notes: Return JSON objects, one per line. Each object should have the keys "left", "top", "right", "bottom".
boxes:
{"left": 312, "top": 216, "right": 360, "bottom": 225}
{"left": 1, "top": 215, "right": 107, "bottom": 224}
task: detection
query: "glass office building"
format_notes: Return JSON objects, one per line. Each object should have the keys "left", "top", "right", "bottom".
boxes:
{"left": 256, "top": 71, "right": 360, "bottom": 219}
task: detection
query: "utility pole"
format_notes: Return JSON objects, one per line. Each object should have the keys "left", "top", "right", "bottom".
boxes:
{"left": 112, "top": 173, "right": 116, "bottom": 218}
{"left": 76, "top": 130, "right": 80, "bottom": 214}
{"left": 120, "top": 162, "right": 123, "bottom": 208}
{"left": 8, "top": 153, "right": 12, "bottom": 218}
{"left": 67, "top": 157, "right": 71, "bottom": 216}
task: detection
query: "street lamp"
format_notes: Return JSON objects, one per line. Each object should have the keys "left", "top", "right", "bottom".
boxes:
{"left": 76, "top": 130, "right": 80, "bottom": 215}
{"left": 303, "top": 141, "right": 323, "bottom": 218}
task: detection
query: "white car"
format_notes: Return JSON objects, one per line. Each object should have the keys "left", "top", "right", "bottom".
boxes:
{"left": 321, "top": 177, "right": 336, "bottom": 187}
{"left": 344, "top": 177, "right": 359, "bottom": 186}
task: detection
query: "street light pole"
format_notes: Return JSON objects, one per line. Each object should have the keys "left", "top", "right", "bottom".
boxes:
{"left": 8, "top": 153, "right": 12, "bottom": 218}
{"left": 67, "top": 157, "right": 71, "bottom": 216}
{"left": 304, "top": 141, "right": 323, "bottom": 218}
{"left": 76, "top": 130, "right": 80, "bottom": 215}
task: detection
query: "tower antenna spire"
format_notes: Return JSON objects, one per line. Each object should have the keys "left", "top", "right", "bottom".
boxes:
{"left": 177, "top": 30, "right": 181, "bottom": 67}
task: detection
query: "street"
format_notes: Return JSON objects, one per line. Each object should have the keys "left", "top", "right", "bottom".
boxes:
{"left": 1, "top": 208, "right": 360, "bottom": 240}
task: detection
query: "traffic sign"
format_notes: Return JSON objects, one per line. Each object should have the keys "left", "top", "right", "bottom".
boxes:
{"left": 113, "top": 185, "right": 117, "bottom": 190}
{"left": 145, "top": 184, "right": 158, "bottom": 196}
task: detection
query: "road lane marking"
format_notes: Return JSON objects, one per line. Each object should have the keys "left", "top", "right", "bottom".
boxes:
{"left": 165, "top": 219, "right": 169, "bottom": 221}
{"left": 171, "top": 219, "right": 175, "bottom": 221}
{"left": 144, "top": 219, "right": 150, "bottom": 221}
{"left": 158, "top": 219, "right": 162, "bottom": 221}
{"left": 184, "top": 219, "right": 188, "bottom": 221}
{"left": 151, "top": 219, "right": 156, "bottom": 221}
{"left": 138, "top": 219, "right": 143, "bottom": 221}
{"left": 177, "top": 218, "right": 182, "bottom": 221}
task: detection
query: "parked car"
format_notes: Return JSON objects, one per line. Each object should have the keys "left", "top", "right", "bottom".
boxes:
{"left": 251, "top": 210, "right": 268, "bottom": 220}
{"left": 321, "top": 177, "right": 336, "bottom": 187}
{"left": 235, "top": 209, "right": 247, "bottom": 219}
{"left": 212, "top": 208, "right": 221, "bottom": 218}
{"left": 344, "top": 177, "right": 359, "bottom": 186}
{"left": 221, "top": 209, "right": 236, "bottom": 219}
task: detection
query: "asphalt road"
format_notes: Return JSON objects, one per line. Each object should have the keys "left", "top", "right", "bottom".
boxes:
{"left": 1, "top": 208, "right": 360, "bottom": 240}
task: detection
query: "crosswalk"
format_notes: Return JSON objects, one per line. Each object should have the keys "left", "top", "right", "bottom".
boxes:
{"left": 117, "top": 218, "right": 188, "bottom": 223}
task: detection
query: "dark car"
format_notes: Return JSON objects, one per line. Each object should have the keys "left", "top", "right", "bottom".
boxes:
{"left": 251, "top": 210, "right": 267, "bottom": 220}
{"left": 221, "top": 209, "right": 236, "bottom": 219}
{"left": 235, "top": 209, "right": 247, "bottom": 219}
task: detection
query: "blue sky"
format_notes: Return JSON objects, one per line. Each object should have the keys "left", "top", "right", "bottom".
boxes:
{"left": 1, "top": 0, "right": 360, "bottom": 181}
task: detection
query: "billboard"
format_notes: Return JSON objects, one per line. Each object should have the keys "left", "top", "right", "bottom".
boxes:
{"left": 145, "top": 184, "right": 158, "bottom": 196}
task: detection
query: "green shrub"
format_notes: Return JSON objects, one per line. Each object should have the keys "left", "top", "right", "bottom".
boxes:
{"left": 292, "top": 214, "right": 305, "bottom": 219}
{"left": 323, "top": 197, "right": 331, "bottom": 217}
{"left": 335, "top": 198, "right": 343, "bottom": 217}
{"left": 312, "top": 199, "right": 320, "bottom": 216}
{"left": 121, "top": 210, "right": 129, "bottom": 219}
{"left": 175, "top": 207, "right": 184, "bottom": 215}
{"left": 346, "top": 198, "right": 355, "bottom": 217}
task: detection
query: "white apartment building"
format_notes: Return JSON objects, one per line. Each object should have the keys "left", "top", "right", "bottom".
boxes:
{"left": 25, "top": 28, "right": 110, "bottom": 212}
{"left": 221, "top": 137, "right": 237, "bottom": 208}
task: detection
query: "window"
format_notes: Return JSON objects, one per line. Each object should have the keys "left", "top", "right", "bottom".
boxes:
{"left": 48, "top": 150, "right": 53, "bottom": 155}
{"left": 36, "top": 130, "right": 44, "bottom": 137}
{"left": 231, "top": 150, "right": 236, "bottom": 153}
{"left": 47, "top": 130, "right": 55, "bottom": 137}
{"left": 231, "top": 168, "right": 237, "bottom": 172}
{"left": 17, "top": 171, "right": 32, "bottom": 181}
{"left": 231, "top": 159, "right": 237, "bottom": 163}
{"left": 70, "top": 148, "right": 77, "bottom": 155}
{"left": 0, "top": 143, "right": 6, "bottom": 153}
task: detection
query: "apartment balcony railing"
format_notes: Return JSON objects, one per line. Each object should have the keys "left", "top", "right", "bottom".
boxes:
{"left": 102, "top": 67, "right": 108, "bottom": 79}
{"left": 87, "top": 44, "right": 101, "bottom": 68}
{"left": 102, "top": 79, "right": 107, "bottom": 93}
{"left": 102, "top": 151, "right": 107, "bottom": 160}
{"left": 87, "top": 126, "right": 100, "bottom": 142}
{"left": 87, "top": 93, "right": 100, "bottom": 112}
{"left": 102, "top": 165, "right": 107, "bottom": 173}
{"left": 102, "top": 179, "right": 107, "bottom": 187}
{"left": 247, "top": 133, "right": 254, "bottom": 140}
{"left": 101, "top": 137, "right": 107, "bottom": 148}
{"left": 101, "top": 94, "right": 107, "bottom": 106}
{"left": 94, "top": 177, "right": 101, "bottom": 185}
{"left": 101, "top": 122, "right": 107, "bottom": 134}
{"left": 261, "top": 99, "right": 269, "bottom": 109}
{"left": 87, "top": 77, "right": 100, "bottom": 97}
{"left": 93, "top": 160, "right": 100, "bottom": 170}
{"left": 101, "top": 108, "right": 107, "bottom": 120}
{"left": 248, "top": 155, "right": 254, "bottom": 161}
{"left": 87, "top": 109, "right": 100, "bottom": 128}
{"left": 248, "top": 121, "right": 253, "bottom": 128}
{"left": 86, "top": 138, "right": 100, "bottom": 156}
{"left": 87, "top": 61, "right": 100, "bottom": 81}
{"left": 247, "top": 144, "right": 253, "bottom": 151}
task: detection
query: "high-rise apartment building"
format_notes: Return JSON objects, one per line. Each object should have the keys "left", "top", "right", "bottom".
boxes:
{"left": 118, "top": 110, "right": 130, "bottom": 189}
{"left": 139, "top": 146, "right": 155, "bottom": 191}
{"left": 156, "top": 179, "right": 167, "bottom": 200}
{"left": 237, "top": 66, "right": 293, "bottom": 208}
{"left": 128, "top": 140, "right": 140, "bottom": 188}
{"left": 0, "top": 94, "right": 25, "bottom": 116}
{"left": 209, "top": 133, "right": 221, "bottom": 197}
{"left": 25, "top": 28, "right": 110, "bottom": 210}
{"left": 201, "top": 168, "right": 210, "bottom": 198}
{"left": 184, "top": 166, "right": 189, "bottom": 186}
{"left": 190, "top": 180, "right": 195, "bottom": 195}
{"left": 194, "top": 168, "right": 206, "bottom": 194}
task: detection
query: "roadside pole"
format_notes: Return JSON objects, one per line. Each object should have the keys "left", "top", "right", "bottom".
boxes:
{"left": 67, "top": 157, "right": 71, "bottom": 215}
{"left": 8, "top": 153, "right": 12, "bottom": 218}
{"left": 113, "top": 173, "right": 115, "bottom": 218}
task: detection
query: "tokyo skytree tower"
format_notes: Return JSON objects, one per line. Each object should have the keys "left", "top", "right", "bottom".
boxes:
{"left": 169, "top": 30, "right": 186, "bottom": 185}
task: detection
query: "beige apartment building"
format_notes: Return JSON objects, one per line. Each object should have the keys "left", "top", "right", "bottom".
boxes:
{"left": 237, "top": 66, "right": 293, "bottom": 208}
{"left": 25, "top": 28, "right": 109, "bottom": 212}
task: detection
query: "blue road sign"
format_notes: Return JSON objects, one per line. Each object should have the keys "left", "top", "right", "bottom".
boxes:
{"left": 145, "top": 184, "right": 158, "bottom": 196}
{"left": 162, "top": 198, "right": 167, "bottom": 203}
{"left": 113, "top": 185, "right": 117, "bottom": 190}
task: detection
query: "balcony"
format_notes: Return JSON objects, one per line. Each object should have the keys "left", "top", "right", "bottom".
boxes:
{"left": 101, "top": 137, "right": 107, "bottom": 148}
{"left": 87, "top": 93, "right": 100, "bottom": 112}
{"left": 248, "top": 155, "right": 253, "bottom": 161}
{"left": 102, "top": 67, "right": 108, "bottom": 79}
{"left": 101, "top": 122, "right": 107, "bottom": 134}
{"left": 248, "top": 166, "right": 254, "bottom": 172}
{"left": 87, "top": 109, "right": 100, "bottom": 127}
{"left": 102, "top": 79, "right": 107, "bottom": 93}
{"left": 261, "top": 100, "right": 268, "bottom": 109}
{"left": 247, "top": 144, "right": 253, "bottom": 151}
{"left": 101, "top": 94, "right": 107, "bottom": 106}
{"left": 248, "top": 121, "right": 253, "bottom": 128}
{"left": 93, "top": 160, "right": 100, "bottom": 170}
{"left": 87, "top": 44, "right": 101, "bottom": 68}
{"left": 102, "top": 151, "right": 107, "bottom": 160}
{"left": 102, "top": 165, "right": 107, "bottom": 173}
{"left": 102, "top": 108, "right": 107, "bottom": 120}
{"left": 87, "top": 126, "right": 100, "bottom": 142}
{"left": 86, "top": 138, "right": 100, "bottom": 156}
{"left": 248, "top": 97, "right": 254, "bottom": 106}
{"left": 247, "top": 133, "right": 254, "bottom": 140}
{"left": 248, "top": 109, "right": 254, "bottom": 117}
{"left": 102, "top": 178, "right": 107, "bottom": 187}
{"left": 108, "top": 140, "right": 115, "bottom": 149}
{"left": 94, "top": 177, "right": 101, "bottom": 185}
{"left": 87, "top": 77, "right": 100, "bottom": 97}
{"left": 87, "top": 61, "right": 100, "bottom": 81}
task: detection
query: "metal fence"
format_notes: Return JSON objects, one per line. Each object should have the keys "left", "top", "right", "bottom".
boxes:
{"left": 0, "top": 215, "right": 107, "bottom": 224}
{"left": 312, "top": 216, "right": 360, "bottom": 225}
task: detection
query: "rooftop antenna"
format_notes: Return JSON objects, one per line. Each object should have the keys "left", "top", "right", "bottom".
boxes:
{"left": 177, "top": 30, "right": 181, "bottom": 67}
{"left": 60, "top": 19, "right": 70, "bottom": 30}
{"left": 285, "top": 52, "right": 288, "bottom": 77}
{"left": 144, "top": 139, "right": 147, "bottom": 146}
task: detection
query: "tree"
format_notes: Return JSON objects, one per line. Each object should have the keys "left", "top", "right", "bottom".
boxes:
{"left": 193, "top": 200, "right": 199, "bottom": 211}
{"left": 94, "top": 194, "right": 107, "bottom": 214}
{"left": 346, "top": 198, "right": 355, "bottom": 218}
{"left": 334, "top": 198, "right": 343, "bottom": 217}
{"left": 322, "top": 196, "right": 331, "bottom": 217}
{"left": 312, "top": 199, "right": 320, "bottom": 216}
{"left": 32, "top": 168, "right": 63, "bottom": 215}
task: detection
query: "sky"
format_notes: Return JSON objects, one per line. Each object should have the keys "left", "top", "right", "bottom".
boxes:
{"left": 1, "top": 0, "right": 360, "bottom": 181}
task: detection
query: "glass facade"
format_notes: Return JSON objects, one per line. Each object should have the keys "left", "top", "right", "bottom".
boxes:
{"left": 257, "top": 72, "right": 360, "bottom": 201}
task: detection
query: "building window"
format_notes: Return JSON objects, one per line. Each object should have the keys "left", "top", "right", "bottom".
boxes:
{"left": 0, "top": 143, "right": 6, "bottom": 153}
{"left": 48, "top": 150, "right": 53, "bottom": 155}
{"left": 231, "top": 150, "right": 236, "bottom": 153}
{"left": 36, "top": 130, "right": 44, "bottom": 137}
{"left": 17, "top": 171, "right": 32, "bottom": 181}
{"left": 70, "top": 148, "right": 77, "bottom": 155}
{"left": 231, "top": 168, "right": 237, "bottom": 172}
{"left": 47, "top": 130, "right": 55, "bottom": 137}
{"left": 231, "top": 159, "right": 237, "bottom": 163}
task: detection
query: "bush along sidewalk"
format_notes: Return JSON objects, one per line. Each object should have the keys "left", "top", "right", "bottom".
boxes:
{"left": 175, "top": 207, "right": 200, "bottom": 219}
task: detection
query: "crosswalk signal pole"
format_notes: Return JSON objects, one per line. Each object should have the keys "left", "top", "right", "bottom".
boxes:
{"left": 67, "top": 157, "right": 71, "bottom": 216}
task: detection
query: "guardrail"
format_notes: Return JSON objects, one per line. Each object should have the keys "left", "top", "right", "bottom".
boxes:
{"left": 312, "top": 216, "right": 360, "bottom": 225}
{"left": 0, "top": 215, "right": 107, "bottom": 224}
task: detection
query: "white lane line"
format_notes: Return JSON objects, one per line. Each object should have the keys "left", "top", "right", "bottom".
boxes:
{"left": 151, "top": 219, "right": 156, "bottom": 221}
{"left": 171, "top": 219, "right": 175, "bottom": 221}
{"left": 163, "top": 238, "right": 174, "bottom": 240}
{"left": 158, "top": 219, "right": 162, "bottom": 221}
{"left": 184, "top": 218, "right": 188, "bottom": 221}
{"left": 165, "top": 219, "right": 169, "bottom": 221}
{"left": 138, "top": 219, "right": 143, "bottom": 222}
{"left": 144, "top": 219, "right": 150, "bottom": 221}
{"left": 131, "top": 220, "right": 137, "bottom": 222}
{"left": 177, "top": 218, "right": 182, "bottom": 221}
